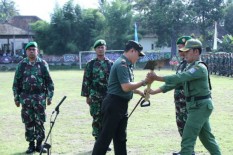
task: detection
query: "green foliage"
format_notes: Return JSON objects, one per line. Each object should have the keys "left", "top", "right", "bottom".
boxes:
{"left": 219, "top": 34, "right": 233, "bottom": 52}
{"left": 101, "top": 0, "right": 133, "bottom": 49}
{"left": 132, "top": 0, "right": 225, "bottom": 53}
{"left": 0, "top": 0, "right": 19, "bottom": 22}
{"left": 224, "top": 4, "right": 233, "bottom": 35}
{"left": 31, "top": 0, "right": 105, "bottom": 54}
{"left": 189, "top": 0, "right": 224, "bottom": 49}
{"left": 133, "top": 0, "right": 191, "bottom": 56}
{"left": 79, "top": 9, "right": 105, "bottom": 50}
{"left": 30, "top": 20, "right": 50, "bottom": 52}
{"left": 29, "top": 0, "right": 229, "bottom": 55}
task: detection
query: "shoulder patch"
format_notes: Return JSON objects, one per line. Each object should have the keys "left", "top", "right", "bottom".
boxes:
{"left": 121, "top": 59, "right": 126, "bottom": 63}
{"left": 188, "top": 68, "right": 197, "bottom": 74}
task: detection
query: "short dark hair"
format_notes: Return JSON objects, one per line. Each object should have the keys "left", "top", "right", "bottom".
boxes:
{"left": 193, "top": 48, "right": 202, "bottom": 54}
{"left": 125, "top": 40, "right": 143, "bottom": 52}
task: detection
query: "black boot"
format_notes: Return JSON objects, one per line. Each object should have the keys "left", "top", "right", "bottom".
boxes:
{"left": 26, "top": 141, "right": 35, "bottom": 154}
{"left": 35, "top": 140, "right": 47, "bottom": 153}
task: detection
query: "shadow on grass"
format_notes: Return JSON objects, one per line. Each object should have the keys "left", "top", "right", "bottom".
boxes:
{"left": 76, "top": 150, "right": 92, "bottom": 155}
{"left": 11, "top": 152, "right": 27, "bottom": 155}
{"left": 11, "top": 150, "right": 93, "bottom": 155}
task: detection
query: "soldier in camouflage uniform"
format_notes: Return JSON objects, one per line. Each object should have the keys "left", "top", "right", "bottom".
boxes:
{"left": 174, "top": 36, "right": 191, "bottom": 136}
{"left": 219, "top": 53, "right": 225, "bottom": 76}
{"left": 224, "top": 53, "right": 228, "bottom": 76}
{"left": 12, "top": 42, "right": 54, "bottom": 154}
{"left": 209, "top": 54, "right": 214, "bottom": 74}
{"left": 230, "top": 53, "right": 233, "bottom": 77}
{"left": 81, "top": 39, "right": 113, "bottom": 150}
{"left": 213, "top": 54, "right": 218, "bottom": 75}
{"left": 173, "top": 36, "right": 195, "bottom": 155}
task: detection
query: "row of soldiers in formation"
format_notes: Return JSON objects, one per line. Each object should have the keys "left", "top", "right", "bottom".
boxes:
{"left": 201, "top": 52, "right": 233, "bottom": 77}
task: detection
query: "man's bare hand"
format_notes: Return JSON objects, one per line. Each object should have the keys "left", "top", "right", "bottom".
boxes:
{"left": 15, "top": 101, "right": 20, "bottom": 107}
{"left": 134, "top": 89, "right": 145, "bottom": 97}
{"left": 86, "top": 97, "right": 91, "bottom": 105}
{"left": 47, "top": 99, "right": 52, "bottom": 106}
{"left": 147, "top": 72, "right": 156, "bottom": 80}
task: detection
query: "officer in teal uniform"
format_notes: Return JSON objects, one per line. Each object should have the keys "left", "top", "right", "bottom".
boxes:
{"left": 147, "top": 39, "right": 221, "bottom": 155}
{"left": 92, "top": 40, "right": 153, "bottom": 155}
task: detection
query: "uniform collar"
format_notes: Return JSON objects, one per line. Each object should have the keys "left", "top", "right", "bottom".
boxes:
{"left": 23, "top": 57, "right": 41, "bottom": 64}
{"left": 94, "top": 57, "right": 109, "bottom": 61}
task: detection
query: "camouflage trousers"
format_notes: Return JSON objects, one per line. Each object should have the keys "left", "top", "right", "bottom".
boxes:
{"left": 174, "top": 89, "right": 188, "bottom": 137}
{"left": 20, "top": 93, "right": 46, "bottom": 142}
{"left": 89, "top": 97, "right": 103, "bottom": 138}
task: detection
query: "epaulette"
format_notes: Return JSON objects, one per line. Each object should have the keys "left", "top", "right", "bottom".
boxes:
{"left": 121, "top": 59, "right": 127, "bottom": 67}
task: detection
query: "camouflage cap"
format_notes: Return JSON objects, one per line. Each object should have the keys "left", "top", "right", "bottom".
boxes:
{"left": 93, "top": 39, "right": 106, "bottom": 49}
{"left": 25, "top": 41, "right": 38, "bottom": 50}
{"left": 125, "top": 40, "right": 145, "bottom": 57}
{"left": 176, "top": 36, "right": 192, "bottom": 45}
{"left": 179, "top": 39, "right": 202, "bottom": 52}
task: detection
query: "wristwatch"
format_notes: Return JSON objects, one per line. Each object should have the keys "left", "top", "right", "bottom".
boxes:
{"left": 141, "top": 80, "right": 147, "bottom": 86}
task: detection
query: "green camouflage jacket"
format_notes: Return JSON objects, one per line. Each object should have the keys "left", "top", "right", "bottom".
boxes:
{"left": 12, "top": 57, "right": 54, "bottom": 102}
{"left": 81, "top": 57, "right": 113, "bottom": 98}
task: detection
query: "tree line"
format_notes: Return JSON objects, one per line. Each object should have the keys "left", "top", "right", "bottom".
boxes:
{"left": 1, "top": 0, "right": 233, "bottom": 55}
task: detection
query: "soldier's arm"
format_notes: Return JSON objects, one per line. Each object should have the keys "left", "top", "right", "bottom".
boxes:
{"left": 157, "top": 64, "right": 206, "bottom": 89}
{"left": 43, "top": 61, "right": 54, "bottom": 102}
{"left": 146, "top": 87, "right": 163, "bottom": 95}
{"left": 81, "top": 62, "right": 92, "bottom": 97}
{"left": 12, "top": 64, "right": 22, "bottom": 104}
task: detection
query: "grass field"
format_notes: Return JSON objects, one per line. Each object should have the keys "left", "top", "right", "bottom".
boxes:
{"left": 0, "top": 70, "right": 233, "bottom": 155}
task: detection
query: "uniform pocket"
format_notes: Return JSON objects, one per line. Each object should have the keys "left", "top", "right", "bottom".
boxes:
{"left": 187, "top": 101, "right": 199, "bottom": 110}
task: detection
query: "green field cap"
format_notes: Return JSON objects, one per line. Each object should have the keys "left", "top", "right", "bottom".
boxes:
{"left": 179, "top": 39, "right": 202, "bottom": 52}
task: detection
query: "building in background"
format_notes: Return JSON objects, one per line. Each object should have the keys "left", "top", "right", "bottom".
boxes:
{"left": 0, "top": 16, "right": 41, "bottom": 56}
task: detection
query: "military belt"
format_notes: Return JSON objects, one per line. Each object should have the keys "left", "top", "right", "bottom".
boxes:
{"left": 186, "top": 94, "right": 211, "bottom": 102}
{"left": 108, "top": 94, "right": 130, "bottom": 102}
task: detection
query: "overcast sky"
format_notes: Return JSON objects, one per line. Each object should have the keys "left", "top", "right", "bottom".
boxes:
{"left": 13, "top": 0, "right": 100, "bottom": 22}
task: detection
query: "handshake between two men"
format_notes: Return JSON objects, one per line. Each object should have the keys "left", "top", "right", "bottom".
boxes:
{"left": 143, "top": 71, "right": 164, "bottom": 98}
